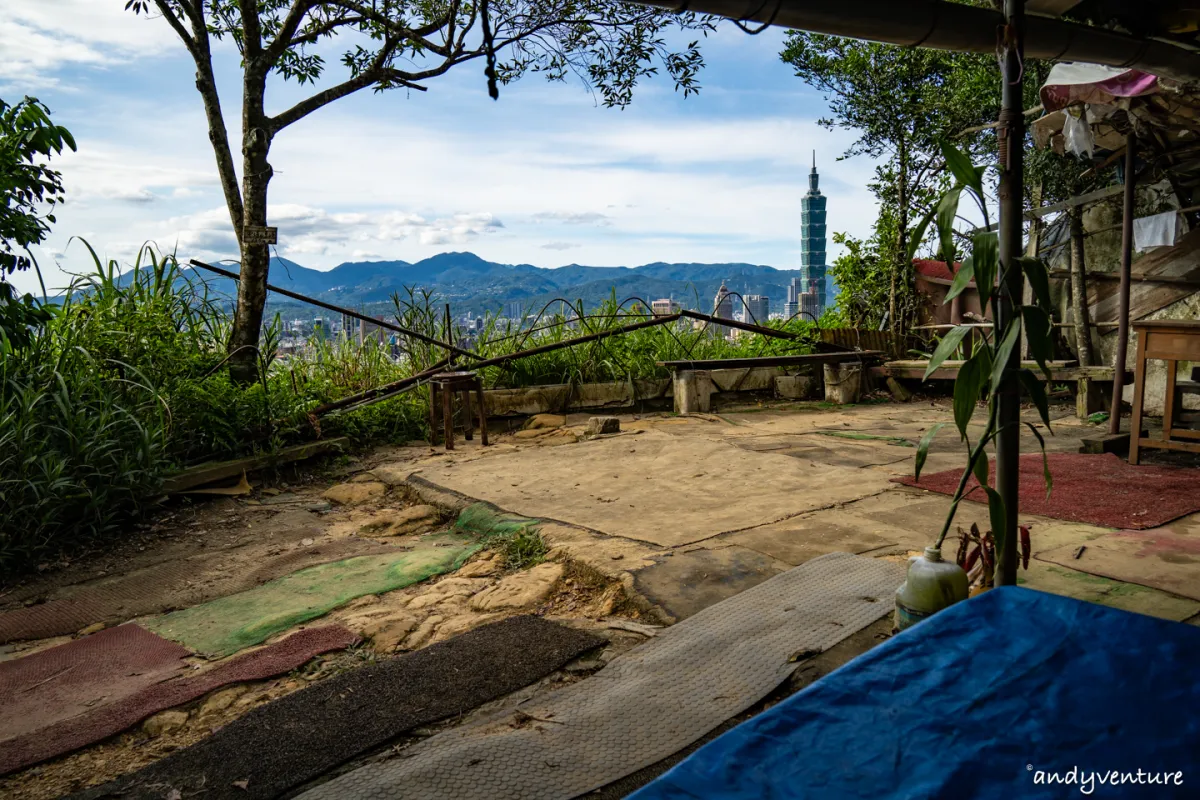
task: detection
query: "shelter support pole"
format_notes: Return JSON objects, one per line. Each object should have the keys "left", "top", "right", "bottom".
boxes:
{"left": 1108, "top": 135, "right": 1136, "bottom": 436}
{"left": 994, "top": 0, "right": 1025, "bottom": 587}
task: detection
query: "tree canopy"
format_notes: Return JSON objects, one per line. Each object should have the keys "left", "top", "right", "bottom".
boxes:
{"left": 0, "top": 96, "right": 76, "bottom": 349}
{"left": 126, "top": 0, "right": 714, "bottom": 381}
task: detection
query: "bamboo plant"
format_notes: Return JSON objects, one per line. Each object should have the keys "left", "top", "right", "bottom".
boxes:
{"left": 911, "top": 140, "right": 1056, "bottom": 554}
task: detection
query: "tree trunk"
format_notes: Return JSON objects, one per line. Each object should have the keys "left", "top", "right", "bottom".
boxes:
{"left": 891, "top": 142, "right": 909, "bottom": 335}
{"left": 1020, "top": 181, "right": 1042, "bottom": 359}
{"left": 228, "top": 67, "right": 275, "bottom": 385}
{"left": 1069, "top": 205, "right": 1094, "bottom": 366}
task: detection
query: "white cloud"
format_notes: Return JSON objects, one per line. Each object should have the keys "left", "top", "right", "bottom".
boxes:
{"left": 150, "top": 204, "right": 505, "bottom": 261}
{"left": 532, "top": 211, "right": 612, "bottom": 226}
{"left": 541, "top": 241, "right": 581, "bottom": 251}
{"left": 0, "top": 1, "right": 175, "bottom": 89}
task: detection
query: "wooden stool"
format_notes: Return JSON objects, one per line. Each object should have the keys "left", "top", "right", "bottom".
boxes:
{"left": 429, "top": 371, "right": 488, "bottom": 450}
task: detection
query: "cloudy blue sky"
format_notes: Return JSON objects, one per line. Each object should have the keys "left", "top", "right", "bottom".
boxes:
{"left": 3, "top": 1, "right": 880, "bottom": 294}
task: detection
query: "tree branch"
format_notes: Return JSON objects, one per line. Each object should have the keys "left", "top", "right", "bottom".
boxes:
{"left": 175, "top": 0, "right": 244, "bottom": 233}
{"left": 265, "top": 0, "right": 322, "bottom": 63}
{"left": 151, "top": 0, "right": 198, "bottom": 57}
{"left": 242, "top": 0, "right": 265, "bottom": 59}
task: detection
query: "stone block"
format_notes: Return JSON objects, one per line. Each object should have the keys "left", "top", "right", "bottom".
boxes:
{"left": 587, "top": 416, "right": 621, "bottom": 435}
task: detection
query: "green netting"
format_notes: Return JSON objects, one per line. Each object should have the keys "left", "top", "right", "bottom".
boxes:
{"left": 453, "top": 503, "right": 541, "bottom": 540}
{"left": 813, "top": 430, "right": 914, "bottom": 447}
{"left": 143, "top": 536, "right": 479, "bottom": 657}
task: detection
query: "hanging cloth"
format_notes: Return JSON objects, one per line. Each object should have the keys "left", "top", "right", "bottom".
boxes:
{"left": 1133, "top": 211, "right": 1178, "bottom": 252}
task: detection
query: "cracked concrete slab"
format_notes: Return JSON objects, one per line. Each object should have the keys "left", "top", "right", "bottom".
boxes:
{"left": 632, "top": 546, "right": 791, "bottom": 620}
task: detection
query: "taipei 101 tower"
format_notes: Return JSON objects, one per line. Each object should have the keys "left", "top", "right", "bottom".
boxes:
{"left": 798, "top": 152, "right": 827, "bottom": 317}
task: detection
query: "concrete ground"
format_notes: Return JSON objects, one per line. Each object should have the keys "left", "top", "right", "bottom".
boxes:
{"left": 403, "top": 398, "right": 1200, "bottom": 624}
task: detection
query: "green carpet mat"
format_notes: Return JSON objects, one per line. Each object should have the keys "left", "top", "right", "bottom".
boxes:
{"left": 453, "top": 503, "right": 541, "bottom": 540}
{"left": 144, "top": 537, "right": 478, "bottom": 656}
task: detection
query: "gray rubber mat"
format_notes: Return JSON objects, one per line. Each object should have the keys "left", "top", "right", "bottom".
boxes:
{"left": 301, "top": 552, "right": 904, "bottom": 800}
{"left": 73, "top": 616, "right": 603, "bottom": 800}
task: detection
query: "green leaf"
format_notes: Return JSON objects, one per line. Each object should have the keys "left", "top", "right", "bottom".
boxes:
{"left": 953, "top": 350, "right": 985, "bottom": 439}
{"left": 972, "top": 448, "right": 989, "bottom": 488}
{"left": 915, "top": 422, "right": 947, "bottom": 481}
{"left": 972, "top": 232, "right": 998, "bottom": 313}
{"left": 906, "top": 206, "right": 936, "bottom": 264}
{"left": 1023, "top": 421, "right": 1054, "bottom": 499}
{"left": 924, "top": 325, "right": 972, "bottom": 380}
{"left": 936, "top": 186, "right": 964, "bottom": 264}
{"left": 1018, "top": 368, "right": 1053, "bottom": 428}
{"left": 989, "top": 319, "right": 1022, "bottom": 393}
{"left": 945, "top": 256, "right": 976, "bottom": 303}
{"left": 1021, "top": 306, "right": 1054, "bottom": 381}
{"left": 941, "top": 139, "right": 984, "bottom": 199}
{"left": 1019, "top": 256, "right": 1052, "bottom": 313}
{"left": 985, "top": 487, "right": 1007, "bottom": 546}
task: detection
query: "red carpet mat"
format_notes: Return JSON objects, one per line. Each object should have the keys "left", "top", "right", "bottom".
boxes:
{"left": 895, "top": 452, "right": 1200, "bottom": 530}
{"left": 0, "top": 624, "right": 189, "bottom": 743}
{"left": 0, "top": 624, "right": 358, "bottom": 775}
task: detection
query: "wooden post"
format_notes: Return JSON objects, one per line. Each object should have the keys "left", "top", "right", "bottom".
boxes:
{"left": 1069, "top": 205, "right": 1095, "bottom": 366}
{"left": 428, "top": 384, "right": 440, "bottom": 446}
{"left": 463, "top": 385, "right": 474, "bottom": 441}
{"left": 441, "top": 382, "right": 455, "bottom": 450}
{"left": 476, "top": 378, "right": 489, "bottom": 446}
{"left": 994, "top": 0, "right": 1025, "bottom": 587}
{"left": 1109, "top": 134, "right": 1136, "bottom": 436}
{"left": 1128, "top": 331, "right": 1148, "bottom": 464}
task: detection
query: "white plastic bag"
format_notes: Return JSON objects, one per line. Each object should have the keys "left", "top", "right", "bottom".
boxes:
{"left": 1063, "top": 109, "right": 1094, "bottom": 159}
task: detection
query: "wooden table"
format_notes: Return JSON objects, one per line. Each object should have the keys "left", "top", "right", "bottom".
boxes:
{"left": 1129, "top": 320, "right": 1200, "bottom": 464}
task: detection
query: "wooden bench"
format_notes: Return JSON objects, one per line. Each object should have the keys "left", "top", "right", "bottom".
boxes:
{"left": 657, "top": 352, "right": 884, "bottom": 413}
{"left": 869, "top": 360, "right": 1129, "bottom": 420}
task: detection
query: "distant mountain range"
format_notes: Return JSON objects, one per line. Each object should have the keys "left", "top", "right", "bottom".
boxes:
{"left": 180, "top": 251, "right": 823, "bottom": 317}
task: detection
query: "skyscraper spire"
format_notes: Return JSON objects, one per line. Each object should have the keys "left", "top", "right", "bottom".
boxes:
{"left": 800, "top": 152, "right": 827, "bottom": 317}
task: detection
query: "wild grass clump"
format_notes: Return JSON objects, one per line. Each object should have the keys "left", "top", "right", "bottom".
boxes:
{"left": 498, "top": 526, "right": 549, "bottom": 570}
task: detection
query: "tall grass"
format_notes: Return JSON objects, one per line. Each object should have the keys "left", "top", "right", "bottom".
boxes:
{"left": 0, "top": 244, "right": 423, "bottom": 577}
{"left": 393, "top": 290, "right": 823, "bottom": 389}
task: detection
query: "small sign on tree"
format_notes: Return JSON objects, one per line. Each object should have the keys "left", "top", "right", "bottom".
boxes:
{"left": 242, "top": 225, "right": 278, "bottom": 245}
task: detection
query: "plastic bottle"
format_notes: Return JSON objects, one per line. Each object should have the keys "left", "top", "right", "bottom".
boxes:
{"left": 894, "top": 546, "right": 969, "bottom": 631}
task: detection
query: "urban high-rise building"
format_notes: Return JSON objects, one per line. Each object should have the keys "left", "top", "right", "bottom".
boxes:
{"left": 784, "top": 277, "right": 801, "bottom": 320}
{"left": 743, "top": 294, "right": 769, "bottom": 325}
{"left": 652, "top": 298, "right": 681, "bottom": 316}
{"left": 712, "top": 281, "right": 734, "bottom": 337}
{"left": 799, "top": 152, "right": 828, "bottom": 317}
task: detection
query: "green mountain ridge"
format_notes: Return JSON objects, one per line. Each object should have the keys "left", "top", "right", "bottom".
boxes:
{"left": 175, "top": 251, "right": 821, "bottom": 317}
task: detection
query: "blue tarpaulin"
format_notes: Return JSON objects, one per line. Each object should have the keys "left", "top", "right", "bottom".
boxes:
{"left": 630, "top": 588, "right": 1200, "bottom": 799}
